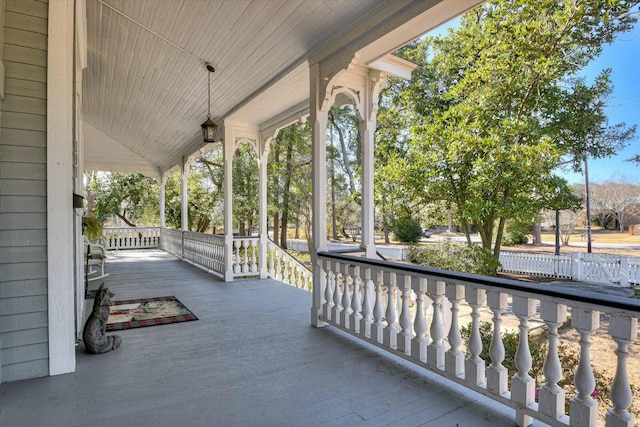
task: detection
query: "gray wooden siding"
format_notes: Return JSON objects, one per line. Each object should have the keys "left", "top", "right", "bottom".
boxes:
{"left": 0, "top": 0, "right": 49, "bottom": 384}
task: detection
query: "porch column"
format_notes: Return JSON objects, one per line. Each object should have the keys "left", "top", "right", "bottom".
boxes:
{"left": 223, "top": 125, "right": 235, "bottom": 282}
{"left": 159, "top": 172, "right": 167, "bottom": 229}
{"left": 310, "top": 63, "right": 328, "bottom": 328}
{"left": 181, "top": 157, "right": 189, "bottom": 232}
{"left": 258, "top": 136, "right": 270, "bottom": 279}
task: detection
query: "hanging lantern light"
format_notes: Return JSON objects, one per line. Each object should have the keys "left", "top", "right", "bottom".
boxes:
{"left": 201, "top": 63, "right": 216, "bottom": 142}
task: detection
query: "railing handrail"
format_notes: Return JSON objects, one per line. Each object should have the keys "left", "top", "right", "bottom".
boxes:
{"left": 319, "top": 251, "right": 640, "bottom": 314}
{"left": 268, "top": 238, "right": 310, "bottom": 272}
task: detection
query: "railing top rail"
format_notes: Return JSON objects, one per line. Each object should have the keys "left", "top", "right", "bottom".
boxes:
{"left": 318, "top": 251, "right": 640, "bottom": 314}
{"left": 268, "top": 238, "right": 311, "bottom": 272}
{"left": 104, "top": 226, "right": 160, "bottom": 230}
{"left": 233, "top": 234, "right": 258, "bottom": 240}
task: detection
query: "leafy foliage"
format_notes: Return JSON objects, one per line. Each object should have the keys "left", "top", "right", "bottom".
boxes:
{"left": 407, "top": 240, "right": 500, "bottom": 276}
{"left": 83, "top": 215, "right": 104, "bottom": 240}
{"left": 502, "top": 220, "right": 532, "bottom": 246}
{"left": 381, "top": 0, "right": 636, "bottom": 259}
{"left": 392, "top": 217, "right": 423, "bottom": 243}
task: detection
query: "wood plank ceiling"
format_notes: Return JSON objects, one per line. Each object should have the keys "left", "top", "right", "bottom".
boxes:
{"left": 84, "top": 0, "right": 388, "bottom": 173}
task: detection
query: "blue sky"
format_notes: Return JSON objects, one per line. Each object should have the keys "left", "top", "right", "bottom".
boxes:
{"left": 427, "top": 8, "right": 640, "bottom": 185}
{"left": 559, "top": 11, "right": 640, "bottom": 184}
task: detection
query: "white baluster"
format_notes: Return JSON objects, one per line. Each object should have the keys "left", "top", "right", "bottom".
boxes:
{"left": 274, "top": 250, "right": 282, "bottom": 280}
{"left": 350, "top": 266, "right": 362, "bottom": 333}
{"left": 383, "top": 272, "right": 399, "bottom": 350}
{"left": 412, "top": 278, "right": 429, "bottom": 364}
{"left": 331, "top": 262, "right": 343, "bottom": 324}
{"left": 359, "top": 267, "right": 374, "bottom": 339}
{"left": 511, "top": 296, "right": 537, "bottom": 427}
{"left": 427, "top": 279, "right": 445, "bottom": 370}
{"left": 487, "top": 291, "right": 508, "bottom": 396}
{"left": 340, "top": 264, "right": 353, "bottom": 329}
{"left": 445, "top": 282, "right": 465, "bottom": 378}
{"left": 371, "top": 270, "right": 385, "bottom": 344}
{"left": 539, "top": 301, "right": 567, "bottom": 420}
{"left": 269, "top": 245, "right": 275, "bottom": 277}
{"left": 233, "top": 240, "right": 240, "bottom": 274}
{"left": 605, "top": 315, "right": 637, "bottom": 427}
{"left": 250, "top": 240, "right": 257, "bottom": 273}
{"left": 323, "top": 260, "right": 335, "bottom": 322}
{"left": 397, "top": 275, "right": 414, "bottom": 355}
{"left": 569, "top": 308, "right": 599, "bottom": 427}
{"left": 465, "top": 286, "right": 486, "bottom": 387}
{"left": 241, "top": 240, "right": 248, "bottom": 273}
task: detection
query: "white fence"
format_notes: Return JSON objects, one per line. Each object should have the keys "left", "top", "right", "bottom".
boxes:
{"left": 104, "top": 227, "right": 161, "bottom": 250}
{"left": 500, "top": 251, "right": 639, "bottom": 287}
{"left": 316, "top": 251, "right": 640, "bottom": 427}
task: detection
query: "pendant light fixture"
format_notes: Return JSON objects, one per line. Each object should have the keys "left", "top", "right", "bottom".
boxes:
{"left": 201, "top": 63, "right": 217, "bottom": 142}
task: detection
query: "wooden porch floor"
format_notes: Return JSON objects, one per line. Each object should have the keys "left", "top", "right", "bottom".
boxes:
{"left": 0, "top": 250, "right": 516, "bottom": 427}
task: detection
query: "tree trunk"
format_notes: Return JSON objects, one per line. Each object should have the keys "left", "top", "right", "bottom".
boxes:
{"left": 331, "top": 148, "right": 338, "bottom": 240}
{"left": 280, "top": 135, "right": 294, "bottom": 249}
{"left": 532, "top": 223, "right": 542, "bottom": 245}
{"left": 273, "top": 214, "right": 279, "bottom": 244}
{"left": 493, "top": 217, "right": 506, "bottom": 261}
{"left": 239, "top": 222, "right": 246, "bottom": 235}
{"left": 116, "top": 212, "right": 136, "bottom": 227}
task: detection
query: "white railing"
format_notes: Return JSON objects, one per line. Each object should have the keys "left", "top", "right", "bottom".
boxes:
{"left": 160, "top": 228, "right": 260, "bottom": 279}
{"left": 267, "top": 239, "right": 312, "bottom": 291}
{"left": 185, "top": 231, "right": 225, "bottom": 276}
{"left": 500, "top": 251, "right": 638, "bottom": 287}
{"left": 232, "top": 236, "right": 259, "bottom": 278}
{"left": 104, "top": 227, "right": 160, "bottom": 249}
{"left": 161, "top": 227, "right": 182, "bottom": 257}
{"left": 316, "top": 252, "right": 640, "bottom": 427}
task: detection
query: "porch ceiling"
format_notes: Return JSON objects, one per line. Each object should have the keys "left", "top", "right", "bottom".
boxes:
{"left": 83, "top": 0, "right": 483, "bottom": 176}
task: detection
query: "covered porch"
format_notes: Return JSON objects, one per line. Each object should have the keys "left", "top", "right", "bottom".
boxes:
{"left": 0, "top": 250, "right": 514, "bottom": 426}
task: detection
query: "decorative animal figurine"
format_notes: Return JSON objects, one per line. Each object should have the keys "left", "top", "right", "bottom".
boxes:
{"left": 83, "top": 283, "right": 122, "bottom": 354}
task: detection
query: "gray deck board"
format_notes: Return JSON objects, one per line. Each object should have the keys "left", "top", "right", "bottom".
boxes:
{"left": 0, "top": 250, "right": 517, "bottom": 427}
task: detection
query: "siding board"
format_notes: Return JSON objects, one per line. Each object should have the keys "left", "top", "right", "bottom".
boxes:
{"left": 4, "top": 61, "right": 46, "bottom": 83}
{"left": 1, "top": 359, "right": 48, "bottom": 382}
{"left": 0, "top": 179, "right": 46, "bottom": 196}
{"left": 0, "top": 144, "right": 46, "bottom": 162}
{"left": 0, "top": 196, "right": 46, "bottom": 212}
{"left": 1, "top": 343, "right": 49, "bottom": 365}
{"left": 0, "top": 230, "right": 47, "bottom": 248}
{"left": 2, "top": 95, "right": 47, "bottom": 115}
{"left": 0, "top": 327, "right": 48, "bottom": 348}
{"left": 0, "top": 111, "right": 47, "bottom": 132}
{"left": 0, "top": 295, "right": 47, "bottom": 316}
{"left": 0, "top": 162, "right": 46, "bottom": 179}
{"left": 0, "top": 312, "right": 48, "bottom": 333}
{"left": 6, "top": 0, "right": 48, "bottom": 19}
{"left": 0, "top": 213, "right": 47, "bottom": 229}
{"left": 4, "top": 45, "right": 47, "bottom": 69}
{"left": 0, "top": 279, "right": 47, "bottom": 298}
{"left": 4, "top": 11, "right": 47, "bottom": 36}
{"left": 3, "top": 78, "right": 47, "bottom": 100}
{"left": 3, "top": 28, "right": 47, "bottom": 50}
{"left": 0, "top": 262, "right": 47, "bottom": 282}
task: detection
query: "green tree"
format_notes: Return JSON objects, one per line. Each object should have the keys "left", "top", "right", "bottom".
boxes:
{"left": 88, "top": 172, "right": 159, "bottom": 226}
{"left": 383, "top": 0, "right": 636, "bottom": 259}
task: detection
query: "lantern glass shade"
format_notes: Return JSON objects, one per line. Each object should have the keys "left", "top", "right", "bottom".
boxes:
{"left": 201, "top": 117, "right": 216, "bottom": 143}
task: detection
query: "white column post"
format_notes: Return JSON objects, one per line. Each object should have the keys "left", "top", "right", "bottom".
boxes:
{"left": 223, "top": 124, "right": 235, "bottom": 282}
{"left": 47, "top": 0, "right": 76, "bottom": 376}
{"left": 310, "top": 62, "right": 328, "bottom": 327}
{"left": 258, "top": 137, "right": 270, "bottom": 279}
{"left": 159, "top": 172, "right": 167, "bottom": 229}
{"left": 181, "top": 157, "right": 190, "bottom": 232}
{"left": 359, "top": 71, "right": 386, "bottom": 259}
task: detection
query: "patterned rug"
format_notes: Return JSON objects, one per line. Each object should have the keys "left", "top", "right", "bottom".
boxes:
{"left": 106, "top": 296, "right": 198, "bottom": 331}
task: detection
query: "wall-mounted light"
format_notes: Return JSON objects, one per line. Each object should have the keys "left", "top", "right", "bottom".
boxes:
{"left": 201, "top": 63, "right": 217, "bottom": 142}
